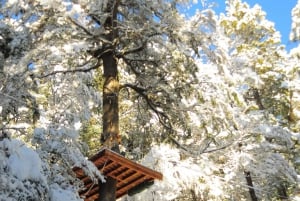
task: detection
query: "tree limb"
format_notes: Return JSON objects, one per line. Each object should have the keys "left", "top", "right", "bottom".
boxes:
{"left": 121, "top": 41, "right": 147, "bottom": 56}
{"left": 68, "top": 16, "right": 113, "bottom": 45}
{"left": 67, "top": 16, "right": 95, "bottom": 36}
{"left": 121, "top": 57, "right": 159, "bottom": 78}
{"left": 37, "top": 60, "right": 101, "bottom": 79}
{"left": 121, "top": 83, "right": 172, "bottom": 129}
{"left": 120, "top": 32, "right": 162, "bottom": 56}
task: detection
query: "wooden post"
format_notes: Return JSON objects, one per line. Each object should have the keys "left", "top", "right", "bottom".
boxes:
{"left": 244, "top": 171, "right": 258, "bottom": 201}
{"left": 98, "top": 177, "right": 117, "bottom": 201}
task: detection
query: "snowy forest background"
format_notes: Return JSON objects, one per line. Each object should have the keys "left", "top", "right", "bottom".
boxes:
{"left": 1, "top": 0, "right": 300, "bottom": 200}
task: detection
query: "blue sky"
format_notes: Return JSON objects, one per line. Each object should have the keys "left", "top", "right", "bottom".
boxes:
{"left": 191, "top": 0, "right": 299, "bottom": 51}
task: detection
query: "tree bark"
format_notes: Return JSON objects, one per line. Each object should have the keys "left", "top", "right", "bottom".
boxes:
{"left": 98, "top": 1, "right": 120, "bottom": 201}
{"left": 100, "top": 0, "right": 120, "bottom": 152}
{"left": 101, "top": 51, "right": 120, "bottom": 152}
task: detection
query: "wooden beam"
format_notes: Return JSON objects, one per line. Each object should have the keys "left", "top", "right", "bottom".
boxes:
{"left": 104, "top": 164, "right": 126, "bottom": 176}
{"left": 104, "top": 150, "right": 162, "bottom": 180}
{"left": 115, "top": 168, "right": 133, "bottom": 180}
{"left": 80, "top": 185, "right": 99, "bottom": 201}
{"left": 116, "top": 172, "right": 140, "bottom": 188}
{"left": 102, "top": 162, "right": 121, "bottom": 175}
{"left": 117, "top": 176, "right": 151, "bottom": 197}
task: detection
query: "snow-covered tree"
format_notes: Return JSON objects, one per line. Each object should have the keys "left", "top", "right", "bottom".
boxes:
{"left": 289, "top": 0, "right": 300, "bottom": 133}
{"left": 125, "top": 1, "right": 300, "bottom": 200}
{"left": 0, "top": 0, "right": 215, "bottom": 199}
{"left": 0, "top": 1, "right": 104, "bottom": 200}
{"left": 291, "top": 0, "right": 300, "bottom": 42}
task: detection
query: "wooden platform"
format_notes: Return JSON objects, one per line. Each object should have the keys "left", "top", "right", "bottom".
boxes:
{"left": 74, "top": 149, "right": 163, "bottom": 201}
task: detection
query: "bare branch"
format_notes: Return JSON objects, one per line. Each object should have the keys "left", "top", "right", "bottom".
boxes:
{"left": 37, "top": 60, "right": 101, "bottom": 79}
{"left": 201, "top": 142, "right": 234, "bottom": 153}
{"left": 68, "top": 16, "right": 113, "bottom": 45}
{"left": 122, "top": 57, "right": 159, "bottom": 78}
{"left": 67, "top": 16, "right": 95, "bottom": 37}
{"left": 120, "top": 32, "right": 162, "bottom": 56}
{"left": 169, "top": 135, "right": 235, "bottom": 156}
{"left": 121, "top": 83, "right": 172, "bottom": 129}
{"left": 120, "top": 83, "right": 146, "bottom": 93}
{"left": 121, "top": 41, "right": 147, "bottom": 56}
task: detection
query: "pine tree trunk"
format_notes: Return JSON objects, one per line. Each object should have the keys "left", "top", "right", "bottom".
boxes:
{"left": 98, "top": 1, "right": 120, "bottom": 201}
{"left": 100, "top": 0, "right": 120, "bottom": 152}
{"left": 101, "top": 51, "right": 120, "bottom": 152}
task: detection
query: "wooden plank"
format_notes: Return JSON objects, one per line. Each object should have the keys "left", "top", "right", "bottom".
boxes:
{"left": 73, "top": 155, "right": 110, "bottom": 179}
{"left": 103, "top": 149, "right": 162, "bottom": 180}
{"left": 76, "top": 173, "right": 97, "bottom": 185}
{"left": 106, "top": 166, "right": 128, "bottom": 178}
{"left": 93, "top": 156, "right": 109, "bottom": 167}
{"left": 83, "top": 190, "right": 100, "bottom": 201}
{"left": 114, "top": 168, "right": 133, "bottom": 180}
{"left": 89, "top": 149, "right": 108, "bottom": 161}
{"left": 73, "top": 167, "right": 85, "bottom": 179}
{"left": 81, "top": 176, "right": 93, "bottom": 185}
{"left": 86, "top": 194, "right": 99, "bottom": 201}
{"left": 80, "top": 185, "right": 99, "bottom": 200}
{"left": 79, "top": 180, "right": 98, "bottom": 194}
{"left": 117, "top": 176, "right": 151, "bottom": 197}
{"left": 102, "top": 161, "right": 120, "bottom": 174}
{"left": 117, "top": 172, "right": 141, "bottom": 189}
{"left": 73, "top": 159, "right": 112, "bottom": 181}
